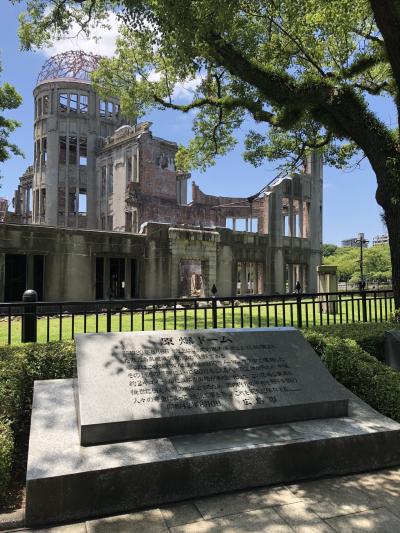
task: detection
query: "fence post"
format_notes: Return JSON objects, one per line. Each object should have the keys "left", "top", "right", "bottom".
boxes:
{"left": 211, "top": 284, "right": 218, "bottom": 329}
{"left": 361, "top": 289, "right": 368, "bottom": 322}
{"left": 107, "top": 300, "right": 112, "bottom": 332}
{"left": 22, "top": 289, "right": 38, "bottom": 343}
{"left": 296, "top": 293, "right": 303, "bottom": 329}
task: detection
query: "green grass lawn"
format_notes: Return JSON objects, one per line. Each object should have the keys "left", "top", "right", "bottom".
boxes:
{"left": 0, "top": 295, "right": 395, "bottom": 345}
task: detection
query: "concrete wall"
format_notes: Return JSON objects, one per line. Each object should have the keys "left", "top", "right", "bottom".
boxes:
{"left": 0, "top": 221, "right": 321, "bottom": 302}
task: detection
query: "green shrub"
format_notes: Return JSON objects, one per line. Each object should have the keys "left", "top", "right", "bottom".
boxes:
{"left": 0, "top": 418, "right": 14, "bottom": 504}
{"left": 0, "top": 341, "right": 75, "bottom": 423}
{"left": 304, "top": 331, "right": 400, "bottom": 422}
{"left": 307, "top": 322, "right": 400, "bottom": 361}
{"left": 0, "top": 341, "right": 75, "bottom": 510}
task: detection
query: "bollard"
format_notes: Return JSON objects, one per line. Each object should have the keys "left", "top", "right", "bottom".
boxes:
{"left": 22, "top": 289, "right": 38, "bottom": 343}
{"left": 106, "top": 301, "right": 112, "bottom": 332}
{"left": 211, "top": 284, "right": 218, "bottom": 329}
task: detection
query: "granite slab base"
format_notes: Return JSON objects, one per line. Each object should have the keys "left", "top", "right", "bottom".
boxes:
{"left": 26, "top": 379, "right": 400, "bottom": 527}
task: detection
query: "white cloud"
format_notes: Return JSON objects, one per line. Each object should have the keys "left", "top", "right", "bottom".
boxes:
{"left": 173, "top": 75, "right": 203, "bottom": 101}
{"left": 42, "top": 13, "right": 120, "bottom": 58}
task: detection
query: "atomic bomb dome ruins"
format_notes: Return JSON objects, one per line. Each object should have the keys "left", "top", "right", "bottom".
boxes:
{"left": 0, "top": 50, "right": 323, "bottom": 302}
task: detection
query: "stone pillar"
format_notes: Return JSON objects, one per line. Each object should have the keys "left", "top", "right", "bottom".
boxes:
{"left": 288, "top": 264, "right": 294, "bottom": 293}
{"left": 317, "top": 265, "right": 338, "bottom": 313}
{"left": 240, "top": 262, "right": 247, "bottom": 295}
{"left": 299, "top": 199, "right": 304, "bottom": 238}
{"left": 288, "top": 198, "right": 294, "bottom": 237}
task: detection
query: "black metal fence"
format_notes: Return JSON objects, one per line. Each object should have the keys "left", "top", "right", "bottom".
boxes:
{"left": 0, "top": 289, "right": 395, "bottom": 345}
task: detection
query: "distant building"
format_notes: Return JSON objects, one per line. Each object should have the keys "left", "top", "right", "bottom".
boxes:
{"left": 341, "top": 237, "right": 368, "bottom": 248}
{"left": 1, "top": 50, "right": 324, "bottom": 302}
{"left": 372, "top": 234, "right": 389, "bottom": 246}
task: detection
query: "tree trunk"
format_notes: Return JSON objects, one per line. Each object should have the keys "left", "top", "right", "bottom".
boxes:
{"left": 382, "top": 202, "right": 400, "bottom": 309}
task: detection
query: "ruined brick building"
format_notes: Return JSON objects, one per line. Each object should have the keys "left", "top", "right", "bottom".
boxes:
{"left": 1, "top": 51, "right": 323, "bottom": 302}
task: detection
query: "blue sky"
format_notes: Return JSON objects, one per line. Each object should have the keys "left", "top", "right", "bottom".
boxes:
{"left": 0, "top": 1, "right": 389, "bottom": 245}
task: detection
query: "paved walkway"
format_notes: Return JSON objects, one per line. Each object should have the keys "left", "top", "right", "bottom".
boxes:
{"left": 4, "top": 466, "right": 400, "bottom": 532}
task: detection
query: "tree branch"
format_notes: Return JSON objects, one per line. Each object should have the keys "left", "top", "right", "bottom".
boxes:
{"left": 152, "top": 94, "right": 276, "bottom": 124}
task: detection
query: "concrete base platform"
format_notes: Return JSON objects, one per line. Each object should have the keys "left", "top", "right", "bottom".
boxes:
{"left": 26, "top": 379, "right": 400, "bottom": 527}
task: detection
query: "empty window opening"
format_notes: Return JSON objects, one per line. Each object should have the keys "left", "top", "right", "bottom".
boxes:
{"left": 79, "top": 137, "right": 87, "bottom": 165}
{"left": 249, "top": 218, "right": 258, "bottom": 232}
{"left": 180, "top": 260, "right": 204, "bottom": 297}
{"left": 235, "top": 219, "right": 246, "bottom": 231}
{"left": 35, "top": 139, "right": 40, "bottom": 169}
{"left": 130, "top": 259, "right": 137, "bottom": 297}
{"left": 133, "top": 154, "right": 138, "bottom": 182}
{"left": 4, "top": 254, "right": 27, "bottom": 302}
{"left": 40, "top": 189, "right": 46, "bottom": 215}
{"left": 59, "top": 136, "right": 67, "bottom": 164}
{"left": 43, "top": 94, "right": 49, "bottom": 115}
{"left": 59, "top": 93, "right": 68, "bottom": 113}
{"left": 79, "top": 191, "right": 87, "bottom": 214}
{"left": 69, "top": 136, "right": 77, "bottom": 165}
{"left": 226, "top": 217, "right": 234, "bottom": 229}
{"left": 95, "top": 257, "right": 104, "bottom": 299}
{"left": 237, "top": 262, "right": 263, "bottom": 295}
{"left": 58, "top": 187, "right": 65, "bottom": 215}
{"left": 34, "top": 190, "right": 39, "bottom": 221}
{"left": 109, "top": 258, "right": 125, "bottom": 298}
{"left": 99, "top": 100, "right": 106, "bottom": 117}
{"left": 101, "top": 166, "right": 106, "bottom": 197}
{"left": 125, "top": 211, "right": 132, "bottom": 232}
{"left": 132, "top": 209, "right": 138, "bottom": 233}
{"left": 68, "top": 189, "right": 76, "bottom": 213}
{"left": 27, "top": 188, "right": 33, "bottom": 212}
{"left": 107, "top": 163, "right": 113, "bottom": 194}
{"left": 295, "top": 213, "right": 301, "bottom": 237}
{"left": 33, "top": 255, "right": 44, "bottom": 301}
{"left": 69, "top": 94, "right": 78, "bottom": 113}
{"left": 79, "top": 94, "right": 88, "bottom": 114}
{"left": 42, "top": 137, "right": 47, "bottom": 164}
{"left": 126, "top": 154, "right": 132, "bottom": 183}
{"left": 38, "top": 97, "right": 43, "bottom": 117}
{"left": 283, "top": 215, "right": 289, "bottom": 236}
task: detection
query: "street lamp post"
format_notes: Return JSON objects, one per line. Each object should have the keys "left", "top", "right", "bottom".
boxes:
{"left": 355, "top": 232, "right": 369, "bottom": 290}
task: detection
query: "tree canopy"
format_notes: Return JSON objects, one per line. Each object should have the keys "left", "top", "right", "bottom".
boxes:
{"left": 324, "top": 244, "right": 392, "bottom": 283}
{"left": 12, "top": 0, "right": 400, "bottom": 305}
{"left": 0, "top": 60, "right": 22, "bottom": 174}
{"left": 14, "top": 0, "right": 394, "bottom": 173}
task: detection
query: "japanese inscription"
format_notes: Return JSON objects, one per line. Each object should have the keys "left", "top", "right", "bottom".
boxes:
{"left": 76, "top": 328, "right": 350, "bottom": 444}
{"left": 121, "top": 334, "right": 301, "bottom": 413}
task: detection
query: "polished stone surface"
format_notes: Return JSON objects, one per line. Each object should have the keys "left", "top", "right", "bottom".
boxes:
{"left": 75, "top": 328, "right": 348, "bottom": 444}
{"left": 25, "top": 378, "right": 400, "bottom": 527}
{"left": 384, "top": 330, "right": 400, "bottom": 371}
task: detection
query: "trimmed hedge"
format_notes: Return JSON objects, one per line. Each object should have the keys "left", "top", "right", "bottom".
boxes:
{"left": 1, "top": 326, "right": 400, "bottom": 504}
{"left": 307, "top": 322, "right": 400, "bottom": 362}
{"left": 0, "top": 341, "right": 74, "bottom": 504}
{"left": 304, "top": 331, "right": 400, "bottom": 423}
{"left": 0, "top": 419, "right": 13, "bottom": 505}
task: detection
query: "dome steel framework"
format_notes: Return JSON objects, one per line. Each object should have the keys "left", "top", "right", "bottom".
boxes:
{"left": 37, "top": 50, "right": 101, "bottom": 84}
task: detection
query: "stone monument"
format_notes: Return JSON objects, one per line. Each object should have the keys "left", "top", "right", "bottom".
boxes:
{"left": 26, "top": 327, "right": 400, "bottom": 526}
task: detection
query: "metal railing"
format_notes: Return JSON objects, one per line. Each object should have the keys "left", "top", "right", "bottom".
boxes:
{"left": 0, "top": 289, "right": 395, "bottom": 345}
